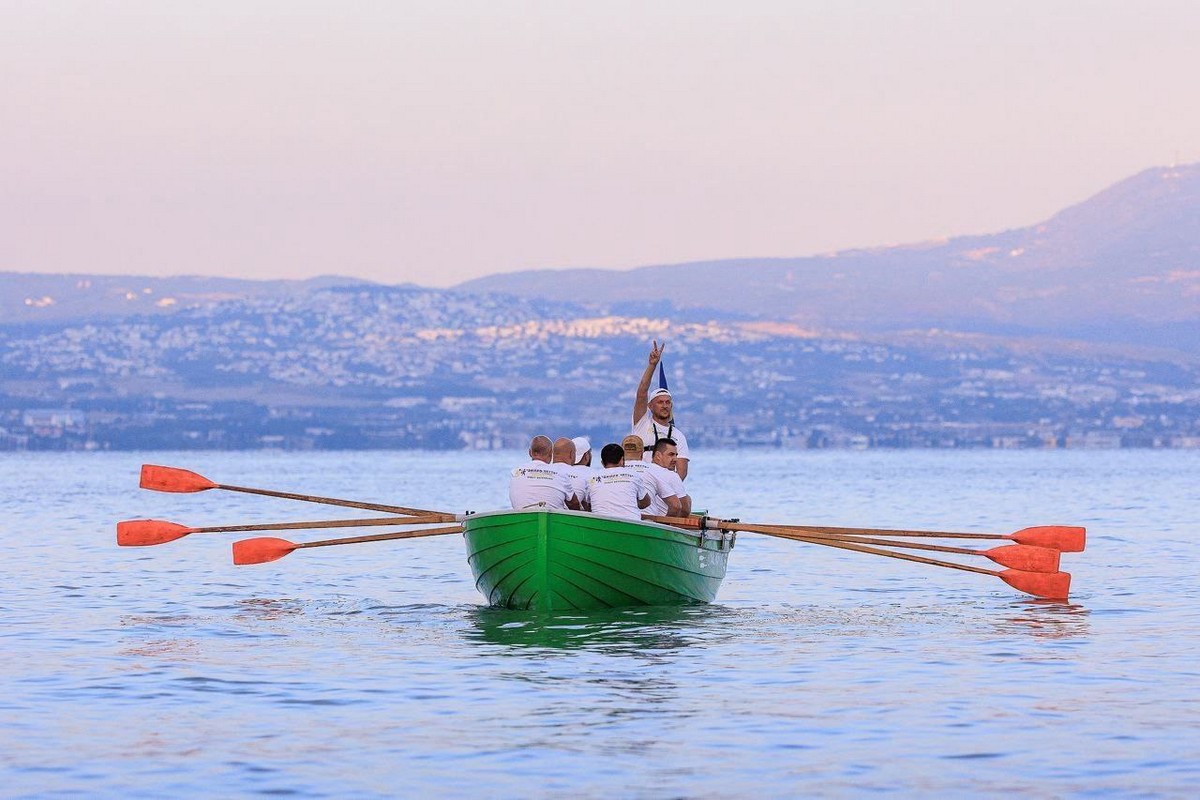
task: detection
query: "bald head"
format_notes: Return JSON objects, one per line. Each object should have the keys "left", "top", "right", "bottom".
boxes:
{"left": 552, "top": 437, "right": 576, "bottom": 465}
{"left": 529, "top": 435, "right": 553, "bottom": 462}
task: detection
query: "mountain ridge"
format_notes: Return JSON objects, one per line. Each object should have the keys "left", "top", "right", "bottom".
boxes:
{"left": 5, "top": 163, "right": 1198, "bottom": 349}
{"left": 457, "top": 164, "right": 1200, "bottom": 346}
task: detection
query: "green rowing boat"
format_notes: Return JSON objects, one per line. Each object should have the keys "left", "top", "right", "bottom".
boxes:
{"left": 462, "top": 509, "right": 735, "bottom": 611}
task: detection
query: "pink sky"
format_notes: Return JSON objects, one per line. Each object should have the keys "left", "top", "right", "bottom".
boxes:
{"left": 3, "top": 1, "right": 1198, "bottom": 287}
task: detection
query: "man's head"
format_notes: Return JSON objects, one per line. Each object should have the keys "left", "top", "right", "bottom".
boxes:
{"left": 600, "top": 443, "right": 625, "bottom": 468}
{"left": 647, "top": 387, "right": 673, "bottom": 422}
{"left": 651, "top": 437, "right": 678, "bottom": 471}
{"left": 571, "top": 436, "right": 592, "bottom": 466}
{"left": 528, "top": 435, "right": 553, "bottom": 463}
{"left": 621, "top": 434, "right": 645, "bottom": 463}
{"left": 552, "top": 437, "right": 576, "bottom": 465}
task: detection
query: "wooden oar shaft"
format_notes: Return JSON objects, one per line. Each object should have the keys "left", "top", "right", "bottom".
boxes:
{"left": 761, "top": 530, "right": 999, "bottom": 577}
{"left": 795, "top": 533, "right": 981, "bottom": 556}
{"left": 649, "top": 515, "right": 1000, "bottom": 576}
{"left": 781, "top": 525, "right": 1005, "bottom": 540}
{"left": 652, "top": 515, "right": 981, "bottom": 548}
{"left": 217, "top": 483, "right": 441, "bottom": 516}
{"left": 194, "top": 513, "right": 459, "bottom": 534}
{"left": 713, "top": 523, "right": 999, "bottom": 557}
{"left": 649, "top": 514, "right": 1008, "bottom": 541}
{"left": 727, "top": 519, "right": 1008, "bottom": 540}
{"left": 295, "top": 524, "right": 463, "bottom": 549}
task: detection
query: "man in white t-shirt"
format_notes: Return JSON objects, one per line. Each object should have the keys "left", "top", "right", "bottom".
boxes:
{"left": 621, "top": 435, "right": 652, "bottom": 479}
{"left": 509, "top": 435, "right": 581, "bottom": 510}
{"left": 552, "top": 437, "right": 593, "bottom": 510}
{"left": 637, "top": 437, "right": 691, "bottom": 519}
{"left": 632, "top": 341, "right": 690, "bottom": 480}
{"left": 584, "top": 443, "right": 651, "bottom": 521}
{"left": 571, "top": 436, "right": 593, "bottom": 467}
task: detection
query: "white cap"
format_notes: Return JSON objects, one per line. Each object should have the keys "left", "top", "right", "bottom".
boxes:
{"left": 571, "top": 436, "right": 591, "bottom": 458}
{"left": 648, "top": 387, "right": 672, "bottom": 400}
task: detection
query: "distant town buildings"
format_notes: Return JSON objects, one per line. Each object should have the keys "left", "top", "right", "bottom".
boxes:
{"left": 2, "top": 287, "right": 1198, "bottom": 451}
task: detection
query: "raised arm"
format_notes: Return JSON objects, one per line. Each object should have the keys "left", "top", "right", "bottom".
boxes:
{"left": 632, "top": 340, "right": 665, "bottom": 425}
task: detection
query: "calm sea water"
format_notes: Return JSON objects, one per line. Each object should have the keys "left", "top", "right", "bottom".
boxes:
{"left": 2, "top": 449, "right": 1198, "bottom": 797}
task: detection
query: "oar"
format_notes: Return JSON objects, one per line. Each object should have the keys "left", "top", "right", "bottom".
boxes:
{"left": 232, "top": 524, "right": 463, "bottom": 565}
{"left": 754, "top": 522, "right": 1084, "bottom": 552}
{"left": 761, "top": 528, "right": 1072, "bottom": 600}
{"left": 645, "top": 515, "right": 1071, "bottom": 599}
{"left": 117, "top": 513, "right": 461, "bottom": 547}
{"left": 647, "top": 514, "right": 1085, "bottom": 552}
{"left": 139, "top": 464, "right": 441, "bottom": 516}
{"left": 715, "top": 522, "right": 1061, "bottom": 573}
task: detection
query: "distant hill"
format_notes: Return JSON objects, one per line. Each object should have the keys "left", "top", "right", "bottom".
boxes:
{"left": 459, "top": 164, "right": 1200, "bottom": 349}
{"left": 6, "top": 164, "right": 1198, "bottom": 350}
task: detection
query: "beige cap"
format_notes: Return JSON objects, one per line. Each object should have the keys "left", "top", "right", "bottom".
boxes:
{"left": 621, "top": 434, "right": 644, "bottom": 460}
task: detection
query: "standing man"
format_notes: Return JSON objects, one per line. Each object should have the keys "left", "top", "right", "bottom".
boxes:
{"left": 632, "top": 340, "right": 690, "bottom": 480}
{"left": 584, "top": 443, "right": 651, "bottom": 521}
{"left": 510, "top": 435, "right": 581, "bottom": 510}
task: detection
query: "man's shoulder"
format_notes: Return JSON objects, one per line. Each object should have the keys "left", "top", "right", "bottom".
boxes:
{"left": 652, "top": 463, "right": 687, "bottom": 487}
{"left": 513, "top": 461, "right": 566, "bottom": 478}
{"left": 645, "top": 464, "right": 679, "bottom": 490}
{"left": 599, "top": 466, "right": 639, "bottom": 478}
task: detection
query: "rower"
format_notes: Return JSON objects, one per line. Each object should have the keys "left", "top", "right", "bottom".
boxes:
{"left": 646, "top": 437, "right": 691, "bottom": 517}
{"left": 571, "top": 436, "right": 593, "bottom": 467}
{"left": 583, "top": 443, "right": 651, "bottom": 521}
{"left": 552, "top": 437, "right": 591, "bottom": 510}
{"left": 509, "top": 435, "right": 581, "bottom": 510}
{"left": 621, "top": 435, "right": 651, "bottom": 480}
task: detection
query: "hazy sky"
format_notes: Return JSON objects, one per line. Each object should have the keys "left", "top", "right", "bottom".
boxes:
{"left": 3, "top": 1, "right": 1198, "bottom": 287}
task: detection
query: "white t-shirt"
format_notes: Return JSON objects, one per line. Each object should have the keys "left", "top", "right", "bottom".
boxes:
{"left": 641, "top": 462, "right": 687, "bottom": 517}
{"left": 632, "top": 414, "right": 689, "bottom": 463}
{"left": 584, "top": 467, "right": 650, "bottom": 521}
{"left": 556, "top": 462, "right": 594, "bottom": 504}
{"left": 509, "top": 460, "right": 575, "bottom": 509}
{"left": 623, "top": 460, "right": 652, "bottom": 482}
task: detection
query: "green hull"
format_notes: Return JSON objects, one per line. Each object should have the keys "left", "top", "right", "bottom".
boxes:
{"left": 462, "top": 509, "right": 735, "bottom": 612}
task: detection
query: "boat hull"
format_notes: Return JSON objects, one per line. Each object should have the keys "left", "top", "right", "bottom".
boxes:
{"left": 462, "top": 509, "right": 734, "bottom": 611}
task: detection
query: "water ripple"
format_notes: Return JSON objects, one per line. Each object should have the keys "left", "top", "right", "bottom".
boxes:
{"left": 2, "top": 450, "right": 1200, "bottom": 796}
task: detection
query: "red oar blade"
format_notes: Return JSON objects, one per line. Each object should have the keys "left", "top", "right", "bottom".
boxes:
{"left": 116, "top": 519, "right": 195, "bottom": 547}
{"left": 998, "top": 569, "right": 1071, "bottom": 600}
{"left": 983, "top": 544, "right": 1060, "bottom": 573}
{"left": 140, "top": 464, "right": 218, "bottom": 493}
{"left": 232, "top": 537, "right": 297, "bottom": 565}
{"left": 1010, "top": 526, "right": 1086, "bottom": 552}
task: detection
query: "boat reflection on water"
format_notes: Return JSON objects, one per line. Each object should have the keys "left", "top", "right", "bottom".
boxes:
{"left": 463, "top": 603, "right": 742, "bottom": 653}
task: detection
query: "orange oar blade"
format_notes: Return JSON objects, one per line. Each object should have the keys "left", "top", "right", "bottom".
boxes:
{"left": 984, "top": 544, "right": 1060, "bottom": 573}
{"left": 116, "top": 519, "right": 195, "bottom": 547}
{"left": 998, "top": 569, "right": 1071, "bottom": 600}
{"left": 232, "top": 537, "right": 297, "bottom": 565}
{"left": 139, "top": 464, "right": 218, "bottom": 493}
{"left": 1010, "top": 526, "right": 1086, "bottom": 552}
